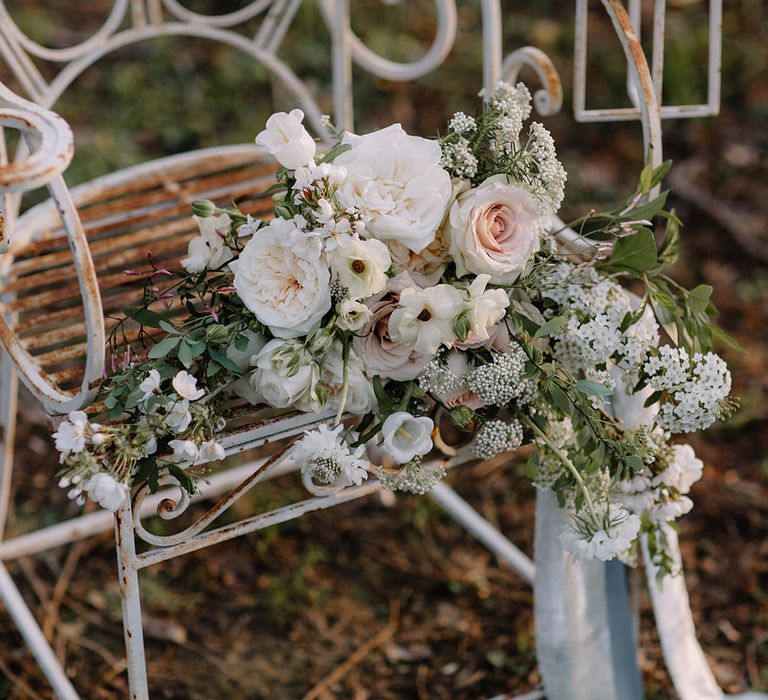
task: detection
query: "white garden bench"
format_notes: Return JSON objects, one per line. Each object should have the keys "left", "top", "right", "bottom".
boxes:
{"left": 1, "top": 2, "right": 756, "bottom": 699}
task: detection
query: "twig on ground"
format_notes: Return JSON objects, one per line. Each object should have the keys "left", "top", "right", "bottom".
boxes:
{"left": 0, "top": 655, "right": 48, "bottom": 700}
{"left": 301, "top": 602, "right": 400, "bottom": 700}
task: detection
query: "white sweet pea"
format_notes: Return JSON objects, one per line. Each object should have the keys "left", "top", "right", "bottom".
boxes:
{"left": 52, "top": 411, "right": 90, "bottom": 457}
{"left": 231, "top": 218, "right": 331, "bottom": 339}
{"left": 381, "top": 412, "right": 434, "bottom": 465}
{"left": 255, "top": 109, "right": 316, "bottom": 170}
{"left": 168, "top": 439, "right": 200, "bottom": 464}
{"left": 181, "top": 214, "right": 233, "bottom": 273}
{"left": 389, "top": 284, "right": 465, "bottom": 355}
{"left": 139, "top": 369, "right": 161, "bottom": 400}
{"left": 250, "top": 339, "right": 321, "bottom": 411}
{"left": 199, "top": 440, "right": 226, "bottom": 463}
{"left": 465, "top": 274, "right": 510, "bottom": 342}
{"left": 172, "top": 371, "right": 205, "bottom": 401}
{"left": 334, "top": 124, "right": 452, "bottom": 252}
{"left": 329, "top": 234, "right": 391, "bottom": 300}
{"left": 336, "top": 300, "right": 372, "bottom": 332}
{"left": 84, "top": 473, "right": 130, "bottom": 512}
{"left": 164, "top": 399, "right": 192, "bottom": 434}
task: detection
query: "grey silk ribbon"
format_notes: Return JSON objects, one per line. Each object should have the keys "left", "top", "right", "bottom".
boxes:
{"left": 533, "top": 357, "right": 768, "bottom": 699}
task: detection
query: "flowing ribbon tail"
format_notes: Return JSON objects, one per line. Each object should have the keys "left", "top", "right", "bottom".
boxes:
{"left": 642, "top": 527, "right": 768, "bottom": 700}
{"left": 534, "top": 489, "right": 644, "bottom": 700}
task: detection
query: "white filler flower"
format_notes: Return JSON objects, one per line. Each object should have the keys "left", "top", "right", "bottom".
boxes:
{"left": 181, "top": 213, "right": 233, "bottom": 273}
{"left": 334, "top": 124, "right": 452, "bottom": 253}
{"left": 232, "top": 218, "right": 331, "bottom": 339}
{"left": 255, "top": 109, "right": 316, "bottom": 170}
{"left": 52, "top": 410, "right": 90, "bottom": 457}
{"left": 84, "top": 473, "right": 130, "bottom": 512}
{"left": 380, "top": 411, "right": 434, "bottom": 465}
{"left": 389, "top": 284, "right": 465, "bottom": 355}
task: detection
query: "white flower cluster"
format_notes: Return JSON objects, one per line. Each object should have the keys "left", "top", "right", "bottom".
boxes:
{"left": 291, "top": 424, "right": 369, "bottom": 488}
{"left": 441, "top": 138, "right": 478, "bottom": 179}
{"left": 525, "top": 122, "right": 567, "bottom": 214}
{"left": 560, "top": 502, "right": 641, "bottom": 562}
{"left": 541, "top": 263, "right": 660, "bottom": 382}
{"left": 54, "top": 370, "right": 227, "bottom": 510}
{"left": 644, "top": 347, "right": 732, "bottom": 433}
{"left": 466, "top": 347, "right": 528, "bottom": 406}
{"left": 620, "top": 443, "right": 704, "bottom": 524}
{"left": 377, "top": 460, "right": 447, "bottom": 496}
{"left": 481, "top": 81, "right": 532, "bottom": 152}
{"left": 472, "top": 419, "right": 524, "bottom": 459}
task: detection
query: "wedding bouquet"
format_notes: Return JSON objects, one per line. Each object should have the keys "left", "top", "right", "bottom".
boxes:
{"left": 53, "top": 82, "right": 737, "bottom": 570}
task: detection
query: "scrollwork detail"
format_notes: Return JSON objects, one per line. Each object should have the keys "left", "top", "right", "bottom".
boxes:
{"left": 502, "top": 46, "right": 563, "bottom": 117}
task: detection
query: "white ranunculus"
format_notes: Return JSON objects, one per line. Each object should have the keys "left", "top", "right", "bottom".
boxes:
{"left": 255, "top": 109, "right": 316, "bottom": 170}
{"left": 139, "top": 369, "right": 161, "bottom": 400}
{"left": 328, "top": 234, "right": 391, "bottom": 300}
{"left": 168, "top": 439, "right": 200, "bottom": 465}
{"left": 172, "top": 371, "right": 205, "bottom": 401}
{"left": 164, "top": 399, "right": 192, "bottom": 434}
{"left": 465, "top": 274, "right": 510, "bottom": 342}
{"left": 334, "top": 124, "right": 452, "bottom": 253}
{"left": 181, "top": 214, "right": 233, "bottom": 273}
{"left": 52, "top": 410, "right": 90, "bottom": 457}
{"left": 84, "top": 473, "right": 130, "bottom": 512}
{"left": 446, "top": 174, "right": 542, "bottom": 283}
{"left": 380, "top": 412, "right": 434, "bottom": 465}
{"left": 231, "top": 218, "right": 332, "bottom": 339}
{"left": 250, "top": 339, "right": 321, "bottom": 411}
{"left": 336, "top": 300, "right": 372, "bottom": 332}
{"left": 389, "top": 284, "right": 465, "bottom": 355}
{"left": 319, "top": 343, "right": 377, "bottom": 415}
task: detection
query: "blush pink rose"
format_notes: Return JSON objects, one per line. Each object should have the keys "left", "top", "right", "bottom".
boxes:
{"left": 354, "top": 295, "right": 429, "bottom": 381}
{"left": 446, "top": 174, "right": 541, "bottom": 284}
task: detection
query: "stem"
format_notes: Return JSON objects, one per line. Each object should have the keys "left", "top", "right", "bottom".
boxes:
{"left": 334, "top": 340, "right": 351, "bottom": 427}
{"left": 523, "top": 416, "right": 598, "bottom": 519}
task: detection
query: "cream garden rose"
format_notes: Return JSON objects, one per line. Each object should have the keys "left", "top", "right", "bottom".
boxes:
{"left": 249, "top": 339, "right": 321, "bottom": 410}
{"left": 334, "top": 124, "right": 452, "bottom": 253}
{"left": 446, "top": 174, "right": 541, "bottom": 283}
{"left": 231, "top": 218, "right": 331, "bottom": 338}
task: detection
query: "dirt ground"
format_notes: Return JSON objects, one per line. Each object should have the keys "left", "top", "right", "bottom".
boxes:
{"left": 0, "top": 1, "right": 767, "bottom": 699}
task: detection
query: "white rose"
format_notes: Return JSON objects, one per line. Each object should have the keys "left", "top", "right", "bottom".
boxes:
{"left": 172, "top": 370, "right": 205, "bottom": 401}
{"left": 336, "top": 300, "right": 372, "bottom": 332}
{"left": 334, "top": 124, "right": 452, "bottom": 253}
{"left": 446, "top": 174, "right": 541, "bottom": 283}
{"left": 380, "top": 412, "right": 434, "bottom": 465}
{"left": 250, "top": 339, "right": 321, "bottom": 410}
{"left": 329, "top": 234, "right": 391, "bottom": 300}
{"left": 84, "top": 473, "right": 130, "bottom": 512}
{"left": 389, "top": 284, "right": 465, "bottom": 355}
{"left": 231, "top": 218, "right": 331, "bottom": 339}
{"left": 319, "top": 343, "right": 376, "bottom": 415}
{"left": 255, "top": 109, "right": 316, "bottom": 170}
{"left": 181, "top": 214, "right": 233, "bottom": 273}
{"left": 465, "top": 274, "right": 510, "bottom": 342}
{"left": 386, "top": 234, "right": 450, "bottom": 288}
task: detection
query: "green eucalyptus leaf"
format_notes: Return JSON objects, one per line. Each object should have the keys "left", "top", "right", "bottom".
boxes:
{"left": 574, "top": 379, "right": 614, "bottom": 396}
{"left": 148, "top": 336, "right": 180, "bottom": 360}
{"left": 607, "top": 228, "right": 658, "bottom": 273}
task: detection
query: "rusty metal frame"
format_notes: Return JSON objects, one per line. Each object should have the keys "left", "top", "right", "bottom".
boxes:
{"left": 0, "top": 2, "right": 730, "bottom": 699}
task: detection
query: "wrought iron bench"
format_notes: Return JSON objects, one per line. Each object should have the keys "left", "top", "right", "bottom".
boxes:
{"left": 0, "top": 2, "right": 748, "bottom": 699}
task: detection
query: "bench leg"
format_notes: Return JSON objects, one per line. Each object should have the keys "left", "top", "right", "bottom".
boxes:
{"left": 0, "top": 563, "right": 80, "bottom": 699}
{"left": 115, "top": 503, "right": 149, "bottom": 700}
{"left": 0, "top": 351, "right": 18, "bottom": 541}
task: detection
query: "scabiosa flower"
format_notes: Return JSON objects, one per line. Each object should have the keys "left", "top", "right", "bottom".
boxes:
{"left": 472, "top": 419, "right": 524, "bottom": 459}
{"left": 292, "top": 424, "right": 369, "bottom": 488}
{"left": 466, "top": 347, "right": 527, "bottom": 406}
{"left": 560, "top": 502, "right": 640, "bottom": 562}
